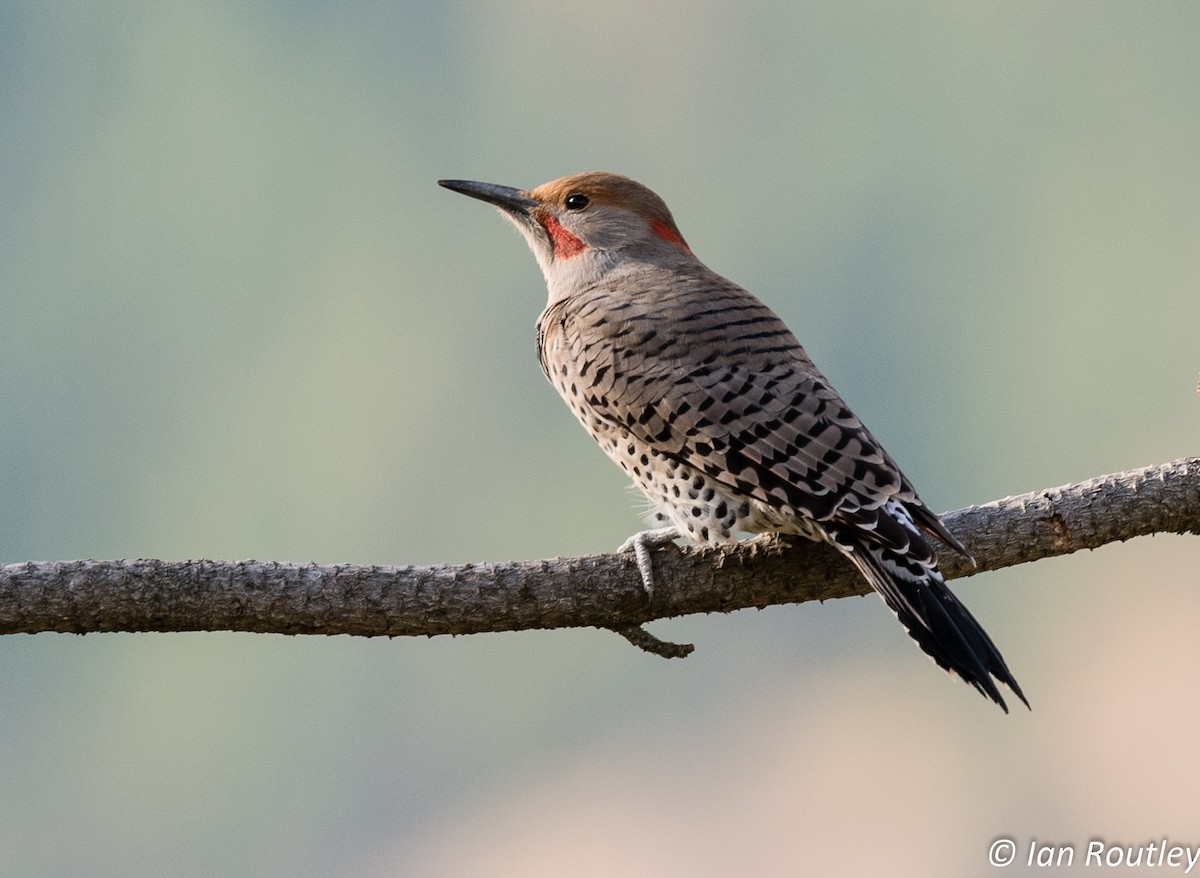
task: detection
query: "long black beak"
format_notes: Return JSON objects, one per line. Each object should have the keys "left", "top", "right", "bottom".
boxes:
{"left": 438, "top": 179, "right": 536, "bottom": 216}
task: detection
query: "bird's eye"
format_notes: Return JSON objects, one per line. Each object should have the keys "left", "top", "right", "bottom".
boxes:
{"left": 564, "top": 192, "right": 590, "bottom": 211}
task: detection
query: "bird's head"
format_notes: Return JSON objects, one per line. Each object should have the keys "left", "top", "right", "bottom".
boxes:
{"left": 439, "top": 172, "right": 693, "bottom": 299}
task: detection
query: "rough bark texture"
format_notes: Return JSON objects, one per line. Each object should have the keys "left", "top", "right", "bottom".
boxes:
{"left": 0, "top": 459, "right": 1196, "bottom": 644}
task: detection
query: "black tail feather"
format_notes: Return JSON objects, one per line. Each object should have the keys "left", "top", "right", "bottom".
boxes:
{"left": 838, "top": 535, "right": 1028, "bottom": 713}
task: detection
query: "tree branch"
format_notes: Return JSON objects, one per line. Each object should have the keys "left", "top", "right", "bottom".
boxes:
{"left": 1, "top": 459, "right": 1197, "bottom": 648}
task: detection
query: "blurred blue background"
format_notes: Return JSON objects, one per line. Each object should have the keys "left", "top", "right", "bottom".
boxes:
{"left": 1, "top": 3, "right": 1198, "bottom": 875}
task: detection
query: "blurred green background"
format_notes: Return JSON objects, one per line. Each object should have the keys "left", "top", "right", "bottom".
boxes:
{"left": 2, "top": 3, "right": 1198, "bottom": 875}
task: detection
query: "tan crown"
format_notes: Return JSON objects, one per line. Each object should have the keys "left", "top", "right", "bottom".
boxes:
{"left": 529, "top": 172, "right": 687, "bottom": 245}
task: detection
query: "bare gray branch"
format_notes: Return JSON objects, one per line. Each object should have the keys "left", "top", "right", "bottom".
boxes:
{"left": 1, "top": 458, "right": 1196, "bottom": 640}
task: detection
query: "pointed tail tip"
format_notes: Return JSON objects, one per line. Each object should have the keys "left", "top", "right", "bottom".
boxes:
{"left": 1011, "top": 683, "right": 1032, "bottom": 713}
{"left": 979, "top": 675, "right": 1031, "bottom": 714}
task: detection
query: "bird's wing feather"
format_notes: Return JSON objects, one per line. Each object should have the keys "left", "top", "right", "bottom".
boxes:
{"left": 543, "top": 278, "right": 965, "bottom": 556}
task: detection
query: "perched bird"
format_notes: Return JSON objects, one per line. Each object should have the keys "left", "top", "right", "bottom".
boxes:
{"left": 439, "top": 172, "right": 1027, "bottom": 712}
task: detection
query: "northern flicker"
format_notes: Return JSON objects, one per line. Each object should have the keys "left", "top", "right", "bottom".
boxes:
{"left": 440, "top": 172, "right": 1027, "bottom": 712}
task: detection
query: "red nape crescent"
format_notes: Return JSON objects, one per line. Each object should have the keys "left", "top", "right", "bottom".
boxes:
{"left": 650, "top": 217, "right": 691, "bottom": 252}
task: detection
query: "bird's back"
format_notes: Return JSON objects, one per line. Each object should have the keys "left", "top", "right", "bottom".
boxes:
{"left": 536, "top": 261, "right": 944, "bottom": 546}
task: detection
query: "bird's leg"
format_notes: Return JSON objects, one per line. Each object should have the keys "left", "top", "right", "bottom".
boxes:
{"left": 617, "top": 526, "right": 680, "bottom": 603}
{"left": 610, "top": 528, "right": 696, "bottom": 660}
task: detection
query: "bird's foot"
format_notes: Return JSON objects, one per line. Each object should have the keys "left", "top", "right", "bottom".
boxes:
{"left": 742, "top": 531, "right": 792, "bottom": 555}
{"left": 617, "top": 526, "right": 680, "bottom": 605}
{"left": 612, "top": 526, "right": 693, "bottom": 659}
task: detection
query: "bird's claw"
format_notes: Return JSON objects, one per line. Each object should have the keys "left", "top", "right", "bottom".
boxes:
{"left": 618, "top": 526, "right": 680, "bottom": 604}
